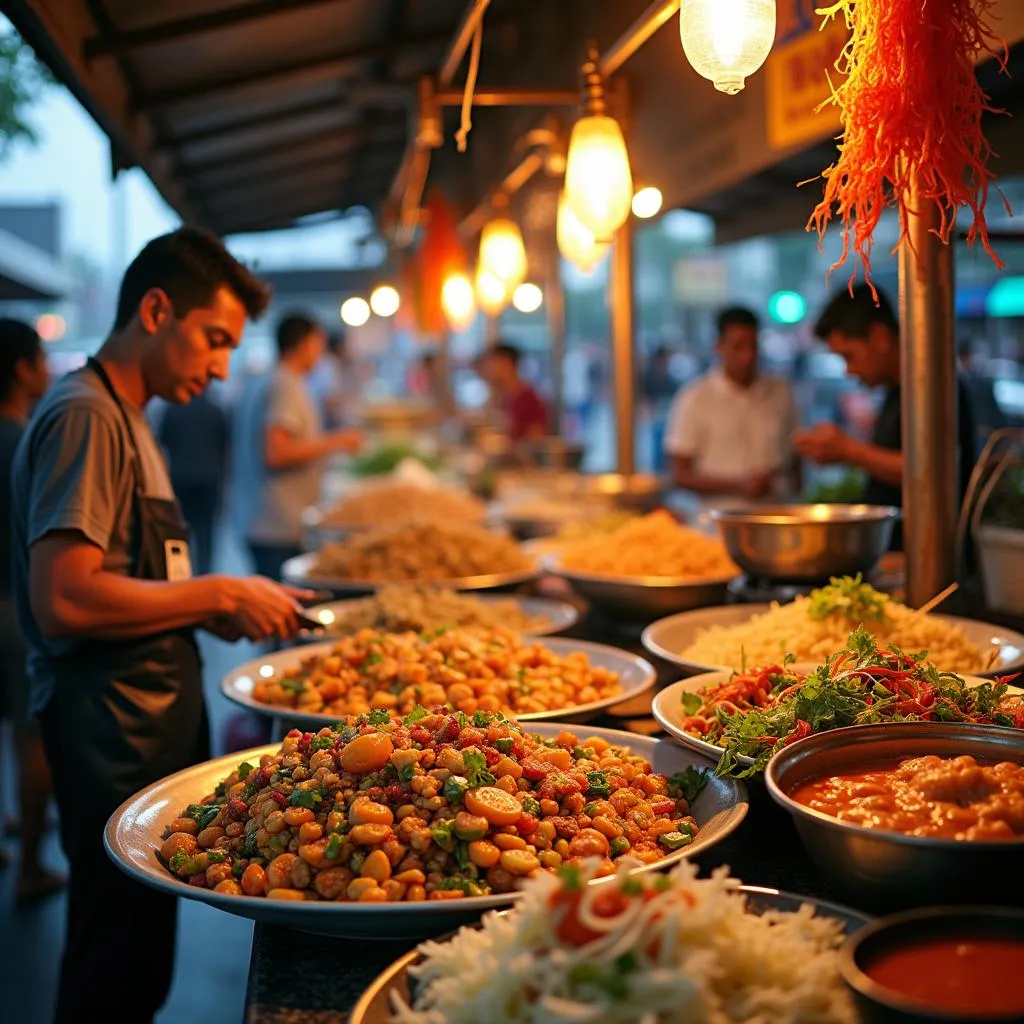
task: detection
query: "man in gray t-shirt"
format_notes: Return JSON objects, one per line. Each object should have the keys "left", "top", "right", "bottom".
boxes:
{"left": 231, "top": 313, "right": 360, "bottom": 579}
{"left": 11, "top": 228, "right": 312, "bottom": 1024}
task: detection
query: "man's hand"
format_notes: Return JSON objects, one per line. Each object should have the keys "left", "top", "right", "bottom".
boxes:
{"left": 793, "top": 423, "right": 851, "bottom": 466}
{"left": 209, "top": 575, "right": 313, "bottom": 642}
{"left": 201, "top": 617, "right": 246, "bottom": 643}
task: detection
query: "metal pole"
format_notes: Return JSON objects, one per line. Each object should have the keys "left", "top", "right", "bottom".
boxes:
{"left": 610, "top": 217, "right": 636, "bottom": 476}
{"left": 439, "top": 0, "right": 491, "bottom": 87}
{"left": 898, "top": 178, "right": 958, "bottom": 607}
{"left": 546, "top": 257, "right": 567, "bottom": 435}
{"left": 600, "top": 0, "right": 680, "bottom": 77}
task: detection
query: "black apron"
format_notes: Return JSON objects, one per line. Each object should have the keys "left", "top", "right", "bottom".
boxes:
{"left": 40, "top": 359, "right": 209, "bottom": 1024}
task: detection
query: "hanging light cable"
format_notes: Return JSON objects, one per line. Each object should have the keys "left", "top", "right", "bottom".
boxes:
{"left": 563, "top": 42, "right": 633, "bottom": 243}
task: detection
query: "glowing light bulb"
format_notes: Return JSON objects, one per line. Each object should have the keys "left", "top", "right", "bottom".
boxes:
{"left": 564, "top": 114, "right": 633, "bottom": 242}
{"left": 512, "top": 283, "right": 543, "bottom": 314}
{"left": 369, "top": 284, "right": 400, "bottom": 318}
{"left": 475, "top": 267, "right": 508, "bottom": 317}
{"left": 631, "top": 187, "right": 663, "bottom": 219}
{"left": 340, "top": 296, "right": 370, "bottom": 327}
{"left": 478, "top": 217, "right": 527, "bottom": 290}
{"left": 556, "top": 190, "right": 610, "bottom": 273}
{"left": 679, "top": 0, "right": 777, "bottom": 95}
{"left": 441, "top": 273, "right": 476, "bottom": 331}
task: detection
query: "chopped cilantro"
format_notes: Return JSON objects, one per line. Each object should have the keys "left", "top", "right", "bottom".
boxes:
{"left": 324, "top": 834, "right": 345, "bottom": 861}
{"left": 585, "top": 771, "right": 610, "bottom": 797}
{"left": 364, "top": 651, "right": 384, "bottom": 667}
{"left": 471, "top": 710, "right": 492, "bottom": 728}
{"left": 403, "top": 704, "right": 429, "bottom": 726}
{"left": 462, "top": 751, "right": 496, "bottom": 787}
{"left": 367, "top": 708, "right": 391, "bottom": 727}
{"left": 454, "top": 841, "right": 472, "bottom": 871}
{"left": 237, "top": 761, "right": 254, "bottom": 780}
{"left": 279, "top": 677, "right": 307, "bottom": 694}
{"left": 679, "top": 691, "right": 703, "bottom": 716}
{"left": 455, "top": 711, "right": 470, "bottom": 730}
{"left": 309, "top": 735, "right": 334, "bottom": 752}
{"left": 572, "top": 745, "right": 597, "bottom": 761}
{"left": 185, "top": 803, "right": 222, "bottom": 832}
{"left": 494, "top": 737, "right": 514, "bottom": 754}
{"left": 667, "top": 767, "right": 711, "bottom": 804}
{"left": 289, "top": 787, "right": 324, "bottom": 810}
{"left": 397, "top": 762, "right": 417, "bottom": 783}
{"left": 443, "top": 775, "right": 469, "bottom": 804}
{"left": 430, "top": 820, "right": 456, "bottom": 852}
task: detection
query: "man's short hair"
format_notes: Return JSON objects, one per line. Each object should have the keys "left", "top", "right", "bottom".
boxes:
{"left": 276, "top": 313, "right": 321, "bottom": 356}
{"left": 491, "top": 342, "right": 521, "bottom": 368}
{"left": 0, "top": 318, "right": 42, "bottom": 400}
{"left": 716, "top": 306, "right": 759, "bottom": 337}
{"left": 113, "top": 226, "right": 271, "bottom": 331}
{"left": 814, "top": 284, "right": 898, "bottom": 341}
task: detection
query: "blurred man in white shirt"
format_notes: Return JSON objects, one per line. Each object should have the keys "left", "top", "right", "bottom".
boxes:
{"left": 664, "top": 307, "right": 799, "bottom": 499}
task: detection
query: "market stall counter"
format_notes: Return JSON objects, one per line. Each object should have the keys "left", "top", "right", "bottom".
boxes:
{"left": 241, "top": 602, "right": 845, "bottom": 1024}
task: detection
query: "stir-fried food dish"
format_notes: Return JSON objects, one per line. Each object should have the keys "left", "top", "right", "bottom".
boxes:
{"left": 313, "top": 586, "right": 550, "bottom": 637}
{"left": 251, "top": 627, "right": 622, "bottom": 717}
{"left": 312, "top": 521, "right": 532, "bottom": 581}
{"left": 680, "top": 575, "right": 995, "bottom": 675}
{"left": 679, "top": 628, "right": 1024, "bottom": 777}
{"left": 792, "top": 754, "right": 1024, "bottom": 841}
{"left": 320, "top": 483, "right": 487, "bottom": 530}
{"left": 158, "top": 712, "right": 710, "bottom": 903}
{"left": 557, "top": 510, "right": 737, "bottom": 579}
{"left": 389, "top": 858, "right": 856, "bottom": 1023}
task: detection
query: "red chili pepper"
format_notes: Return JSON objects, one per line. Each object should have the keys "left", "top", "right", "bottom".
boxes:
{"left": 271, "top": 790, "right": 288, "bottom": 807}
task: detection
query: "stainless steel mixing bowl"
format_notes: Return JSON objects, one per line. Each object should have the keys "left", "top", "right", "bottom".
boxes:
{"left": 765, "top": 722, "right": 1024, "bottom": 913}
{"left": 709, "top": 503, "right": 900, "bottom": 581}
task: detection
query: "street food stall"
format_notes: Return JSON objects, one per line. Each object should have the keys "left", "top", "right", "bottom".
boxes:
{"left": 7, "top": 0, "right": 1024, "bottom": 1021}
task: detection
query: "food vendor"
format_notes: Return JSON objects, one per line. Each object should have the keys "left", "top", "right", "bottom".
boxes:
{"left": 793, "top": 285, "right": 976, "bottom": 549}
{"left": 232, "top": 313, "right": 361, "bottom": 579}
{"left": 479, "top": 341, "right": 549, "bottom": 442}
{"left": 10, "top": 228, "right": 311, "bottom": 1024}
{"left": 664, "top": 307, "right": 800, "bottom": 498}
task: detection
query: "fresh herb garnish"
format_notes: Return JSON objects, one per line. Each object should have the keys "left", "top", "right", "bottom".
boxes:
{"left": 403, "top": 705, "right": 429, "bottom": 726}
{"left": 585, "top": 771, "right": 610, "bottom": 797}
{"left": 289, "top": 787, "right": 324, "bottom": 810}
{"left": 366, "top": 708, "right": 391, "bottom": 727}
{"left": 667, "top": 767, "right": 711, "bottom": 804}
{"left": 462, "top": 750, "right": 496, "bottom": 787}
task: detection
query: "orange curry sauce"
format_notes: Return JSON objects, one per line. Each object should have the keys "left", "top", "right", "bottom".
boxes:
{"left": 791, "top": 755, "right": 1024, "bottom": 840}
{"left": 864, "top": 935, "right": 1024, "bottom": 1016}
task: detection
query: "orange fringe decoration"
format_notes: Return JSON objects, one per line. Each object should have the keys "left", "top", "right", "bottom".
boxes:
{"left": 807, "top": 0, "right": 1009, "bottom": 295}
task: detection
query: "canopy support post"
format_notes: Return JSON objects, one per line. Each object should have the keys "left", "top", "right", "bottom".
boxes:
{"left": 898, "top": 178, "right": 958, "bottom": 607}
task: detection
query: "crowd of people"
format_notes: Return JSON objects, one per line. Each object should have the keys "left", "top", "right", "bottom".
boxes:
{"left": 0, "top": 224, "right": 1004, "bottom": 1024}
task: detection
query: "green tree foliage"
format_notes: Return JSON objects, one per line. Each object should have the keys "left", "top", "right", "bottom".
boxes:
{"left": 0, "top": 29, "right": 53, "bottom": 163}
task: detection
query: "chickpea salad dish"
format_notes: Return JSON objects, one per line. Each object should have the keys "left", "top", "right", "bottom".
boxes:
{"left": 155, "top": 710, "right": 715, "bottom": 905}
{"left": 224, "top": 628, "right": 651, "bottom": 725}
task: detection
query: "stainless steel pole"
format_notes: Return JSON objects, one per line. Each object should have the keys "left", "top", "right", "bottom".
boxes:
{"left": 898, "top": 178, "right": 958, "bottom": 607}
{"left": 610, "top": 216, "right": 636, "bottom": 475}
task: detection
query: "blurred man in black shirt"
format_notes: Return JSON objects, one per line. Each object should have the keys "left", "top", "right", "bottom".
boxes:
{"left": 794, "top": 285, "right": 976, "bottom": 549}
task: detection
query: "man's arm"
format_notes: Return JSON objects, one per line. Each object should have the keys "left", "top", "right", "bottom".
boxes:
{"left": 30, "top": 532, "right": 309, "bottom": 642}
{"left": 264, "top": 426, "right": 347, "bottom": 471}
{"left": 30, "top": 532, "right": 232, "bottom": 639}
{"left": 842, "top": 438, "right": 904, "bottom": 486}
{"left": 671, "top": 456, "right": 765, "bottom": 497}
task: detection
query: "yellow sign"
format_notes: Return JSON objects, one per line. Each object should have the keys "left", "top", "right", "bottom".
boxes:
{"left": 766, "top": 13, "right": 847, "bottom": 151}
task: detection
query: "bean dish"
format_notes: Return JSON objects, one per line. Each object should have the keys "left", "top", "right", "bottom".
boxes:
{"left": 250, "top": 627, "right": 622, "bottom": 717}
{"left": 158, "top": 709, "right": 710, "bottom": 903}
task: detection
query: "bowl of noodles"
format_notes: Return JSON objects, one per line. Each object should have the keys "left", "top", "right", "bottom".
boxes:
{"left": 544, "top": 511, "right": 740, "bottom": 621}
{"left": 642, "top": 576, "right": 1024, "bottom": 678}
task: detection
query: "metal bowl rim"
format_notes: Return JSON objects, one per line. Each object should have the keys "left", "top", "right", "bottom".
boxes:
{"left": 542, "top": 554, "right": 739, "bottom": 590}
{"left": 283, "top": 552, "right": 541, "bottom": 593}
{"left": 298, "top": 594, "right": 580, "bottom": 641}
{"left": 709, "top": 503, "right": 902, "bottom": 526}
{"left": 765, "top": 721, "right": 1024, "bottom": 851}
{"left": 839, "top": 905, "right": 1024, "bottom": 1022}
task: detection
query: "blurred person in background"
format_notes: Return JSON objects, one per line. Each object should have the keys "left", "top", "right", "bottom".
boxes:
{"left": 958, "top": 339, "right": 1005, "bottom": 457}
{"left": 479, "top": 341, "right": 548, "bottom": 443}
{"left": 157, "top": 387, "right": 230, "bottom": 576}
{"left": 0, "top": 318, "right": 62, "bottom": 901}
{"left": 794, "top": 284, "right": 976, "bottom": 549}
{"left": 665, "top": 306, "right": 799, "bottom": 498}
{"left": 307, "top": 328, "right": 352, "bottom": 429}
{"left": 233, "top": 313, "right": 361, "bottom": 580}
